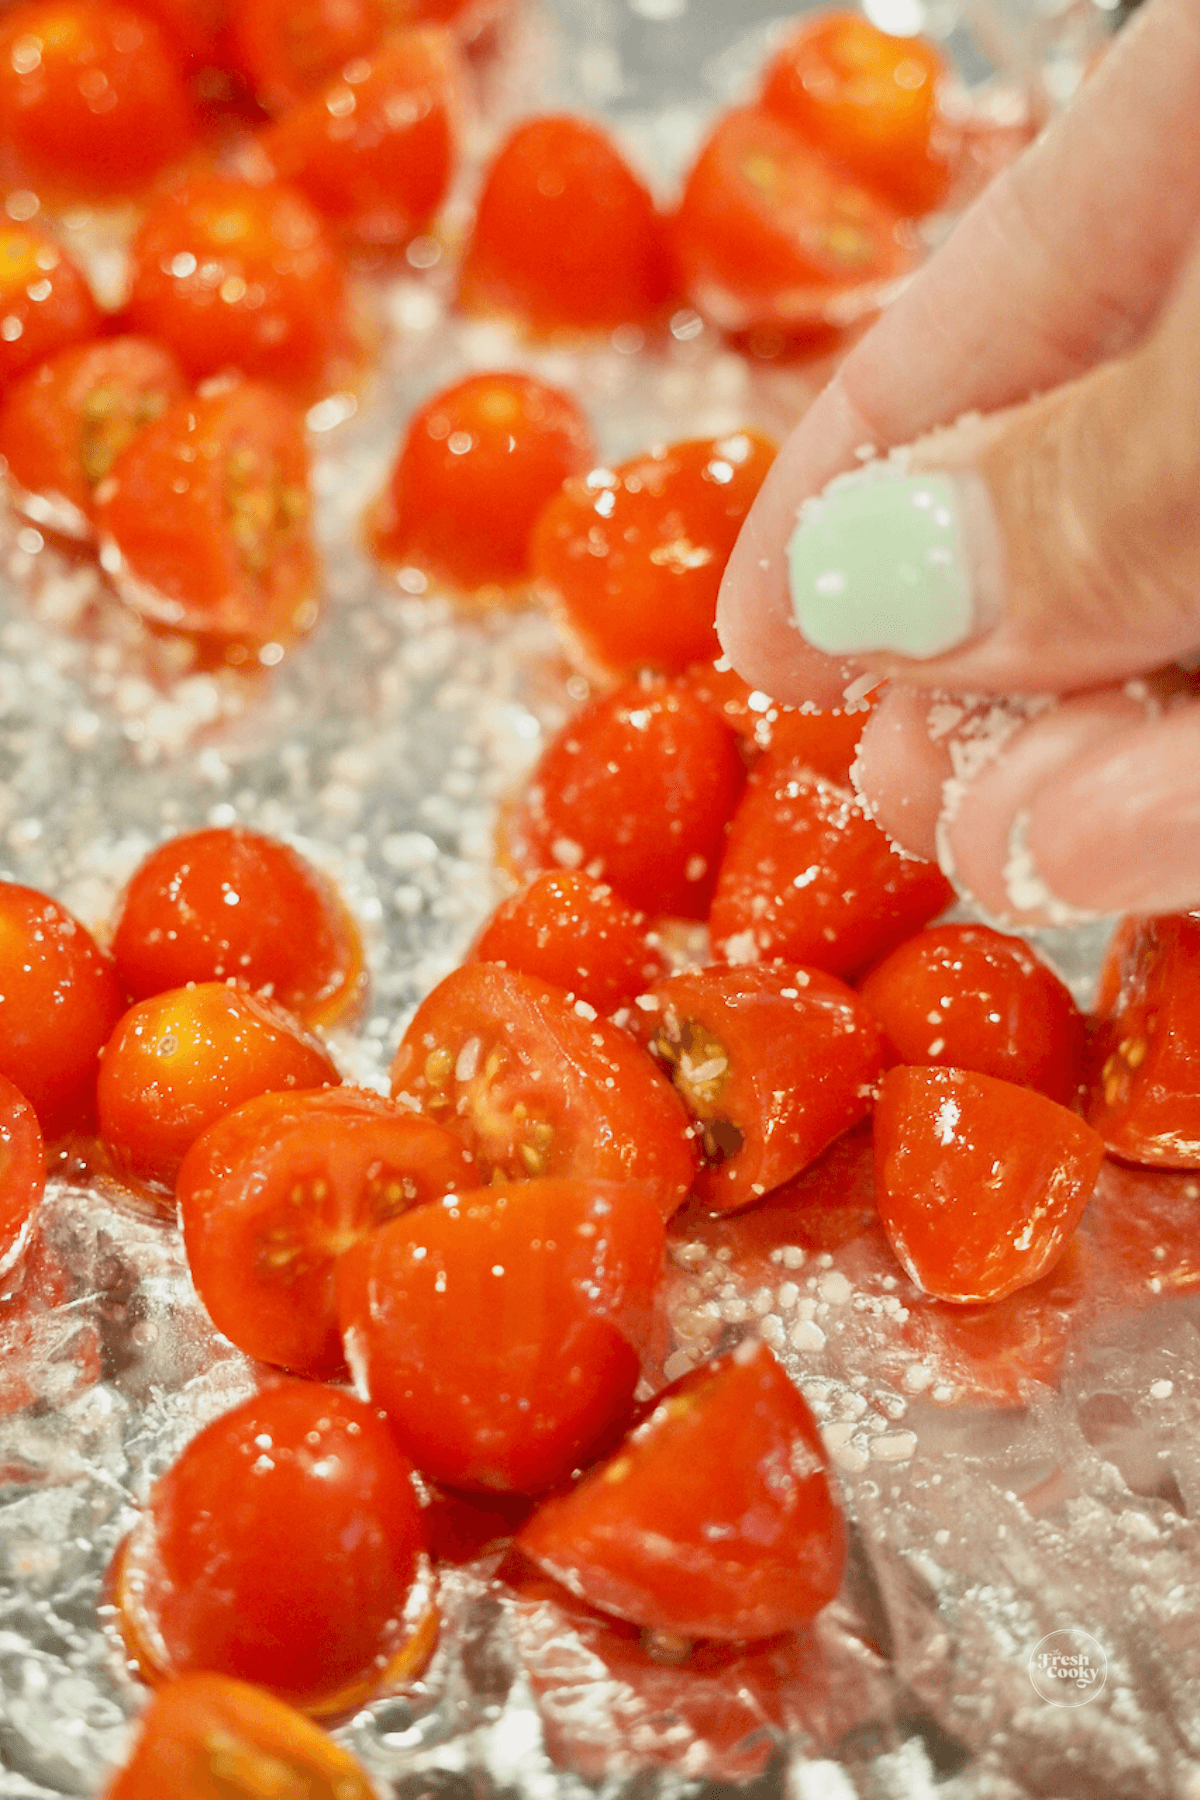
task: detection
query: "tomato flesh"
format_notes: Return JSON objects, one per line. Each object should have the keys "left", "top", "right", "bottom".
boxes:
{"left": 0, "top": 1074, "right": 45, "bottom": 1279}
{"left": 469, "top": 871, "right": 666, "bottom": 1014}
{"left": 1086, "top": 914, "right": 1200, "bottom": 1168}
{"left": 0, "top": 224, "right": 100, "bottom": 389}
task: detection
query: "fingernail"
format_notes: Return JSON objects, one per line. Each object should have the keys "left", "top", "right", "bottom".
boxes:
{"left": 787, "top": 466, "right": 1001, "bottom": 660}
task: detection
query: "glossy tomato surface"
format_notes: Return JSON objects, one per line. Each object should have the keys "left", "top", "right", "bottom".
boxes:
{"left": 0, "top": 1074, "right": 45, "bottom": 1279}
{"left": 229, "top": 0, "right": 384, "bottom": 112}
{"left": 682, "top": 659, "right": 875, "bottom": 773}
{"left": 469, "top": 871, "right": 666, "bottom": 1013}
{"left": 1087, "top": 914, "right": 1200, "bottom": 1167}
{"left": 0, "top": 224, "right": 100, "bottom": 388}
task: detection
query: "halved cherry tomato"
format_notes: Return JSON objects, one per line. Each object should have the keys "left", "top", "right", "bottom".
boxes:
{"left": 458, "top": 116, "right": 674, "bottom": 336}
{"left": 0, "top": 1075, "right": 45, "bottom": 1280}
{"left": 631, "top": 963, "right": 884, "bottom": 1212}
{"left": 94, "top": 379, "right": 321, "bottom": 662}
{"left": 682, "top": 658, "right": 875, "bottom": 773}
{"left": 708, "top": 755, "right": 953, "bottom": 976}
{"left": 338, "top": 1177, "right": 664, "bottom": 1492}
{"left": 372, "top": 371, "right": 594, "bottom": 592}
{"left": 111, "top": 826, "right": 363, "bottom": 1027}
{"left": 390, "top": 964, "right": 697, "bottom": 1215}
{"left": 506, "top": 679, "right": 746, "bottom": 920}
{"left": 531, "top": 432, "right": 775, "bottom": 676}
{"left": 874, "top": 1065, "right": 1105, "bottom": 1303}
{"left": 229, "top": 0, "right": 385, "bottom": 113}
{"left": 0, "top": 881, "right": 125, "bottom": 1139}
{"left": 178, "top": 1086, "right": 474, "bottom": 1375}
{"left": 1087, "top": 914, "right": 1200, "bottom": 1168}
{"left": 0, "top": 224, "right": 100, "bottom": 389}
{"left": 97, "top": 983, "right": 340, "bottom": 1195}
{"left": 112, "top": 1380, "right": 434, "bottom": 1713}
{"left": 517, "top": 1340, "right": 845, "bottom": 1640}
{"left": 105, "top": 1672, "right": 377, "bottom": 1800}
{"left": 469, "top": 871, "right": 666, "bottom": 1013}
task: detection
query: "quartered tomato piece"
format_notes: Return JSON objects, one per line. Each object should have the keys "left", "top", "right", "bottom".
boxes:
{"left": 682, "top": 659, "right": 875, "bottom": 773}
{"left": 469, "top": 872, "right": 666, "bottom": 1014}
{"left": 97, "top": 983, "right": 340, "bottom": 1195}
{"left": 112, "top": 1381, "right": 434, "bottom": 1713}
{"left": 859, "top": 923, "right": 1084, "bottom": 1103}
{"left": 632, "top": 963, "right": 884, "bottom": 1212}
{"left": 338, "top": 1177, "right": 665, "bottom": 1492}
{"left": 105, "top": 1673, "right": 378, "bottom": 1800}
{"left": 372, "top": 372, "right": 594, "bottom": 592}
{"left": 229, "top": 0, "right": 385, "bottom": 113}
{"left": 531, "top": 432, "right": 775, "bottom": 676}
{"left": 507, "top": 679, "right": 746, "bottom": 920}
{"left": 518, "top": 1340, "right": 845, "bottom": 1640}
{"left": 178, "top": 1087, "right": 474, "bottom": 1376}
{"left": 0, "top": 224, "right": 100, "bottom": 389}
{"left": 458, "top": 116, "right": 673, "bottom": 336}
{"left": 1087, "top": 914, "right": 1200, "bottom": 1168}
{"left": 874, "top": 1066, "right": 1105, "bottom": 1304}
{"left": 390, "top": 965, "right": 697, "bottom": 1215}
{"left": 708, "top": 756, "right": 953, "bottom": 977}
{"left": 112, "top": 826, "right": 363, "bottom": 1027}
{"left": 0, "top": 1075, "right": 45, "bottom": 1280}
{"left": 94, "top": 379, "right": 321, "bottom": 662}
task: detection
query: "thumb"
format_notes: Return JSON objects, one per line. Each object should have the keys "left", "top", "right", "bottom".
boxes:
{"left": 785, "top": 238, "right": 1200, "bottom": 695}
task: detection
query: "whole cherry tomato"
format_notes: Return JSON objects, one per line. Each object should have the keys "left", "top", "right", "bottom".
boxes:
{"left": 1087, "top": 914, "right": 1200, "bottom": 1167}
{"left": 0, "top": 224, "right": 100, "bottom": 389}
{"left": 682, "top": 658, "right": 877, "bottom": 774}
{"left": 229, "top": 0, "right": 385, "bottom": 113}
{"left": 0, "top": 1074, "right": 45, "bottom": 1280}
{"left": 469, "top": 871, "right": 666, "bottom": 1014}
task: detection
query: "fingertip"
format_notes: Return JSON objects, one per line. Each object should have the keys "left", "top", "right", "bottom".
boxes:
{"left": 853, "top": 686, "right": 950, "bottom": 861}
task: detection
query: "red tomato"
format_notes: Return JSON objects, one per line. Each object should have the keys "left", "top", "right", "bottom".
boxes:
{"left": 682, "top": 658, "right": 875, "bottom": 774}
{"left": 112, "top": 1381, "right": 434, "bottom": 1712}
{"left": 874, "top": 1065, "right": 1105, "bottom": 1303}
{"left": 123, "top": 178, "right": 358, "bottom": 399}
{"left": 129, "top": 0, "right": 229, "bottom": 69}
{"left": 708, "top": 756, "right": 953, "bottom": 977}
{"left": 761, "top": 12, "right": 951, "bottom": 216}
{"left": 111, "top": 826, "right": 364, "bottom": 1028}
{"left": 506, "top": 680, "right": 746, "bottom": 920}
{"left": 389, "top": 964, "right": 697, "bottom": 1215}
{"left": 1087, "top": 914, "right": 1200, "bottom": 1168}
{"left": 672, "top": 105, "right": 913, "bottom": 338}
{"left": 424, "top": 1486, "right": 533, "bottom": 1566}
{"left": 229, "top": 0, "right": 385, "bottom": 113}
{"left": 631, "top": 963, "right": 884, "bottom": 1212}
{"left": 178, "top": 1086, "right": 474, "bottom": 1376}
{"left": 0, "top": 1075, "right": 45, "bottom": 1280}
{"left": 859, "top": 923, "right": 1084, "bottom": 1103}
{"left": 372, "top": 372, "right": 594, "bottom": 592}
{"left": 105, "top": 1673, "right": 377, "bottom": 1800}
{"left": 97, "top": 983, "right": 340, "bottom": 1195}
{"left": 469, "top": 871, "right": 666, "bottom": 1014}
{"left": 93, "top": 380, "right": 321, "bottom": 663}
{"left": 337, "top": 1177, "right": 665, "bottom": 1492}
{"left": 517, "top": 1341, "right": 845, "bottom": 1640}
{"left": 531, "top": 432, "right": 775, "bottom": 676}
{"left": 258, "top": 29, "right": 461, "bottom": 250}
{"left": 0, "top": 224, "right": 100, "bottom": 389}
{"left": 0, "top": 336, "right": 187, "bottom": 539}
{"left": 458, "top": 116, "right": 674, "bottom": 336}
{"left": 0, "top": 882, "right": 125, "bottom": 1139}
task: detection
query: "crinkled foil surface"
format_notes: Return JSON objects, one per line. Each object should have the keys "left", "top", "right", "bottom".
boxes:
{"left": 6, "top": 1, "right": 1196, "bottom": 1795}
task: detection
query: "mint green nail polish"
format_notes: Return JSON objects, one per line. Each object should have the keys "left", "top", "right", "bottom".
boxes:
{"left": 788, "top": 470, "right": 977, "bottom": 659}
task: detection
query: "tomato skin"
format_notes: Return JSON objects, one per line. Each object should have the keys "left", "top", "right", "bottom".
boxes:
{"left": 97, "top": 983, "right": 341, "bottom": 1195}
{"left": 859, "top": 923, "right": 1084, "bottom": 1103}
{"left": 113, "top": 1381, "right": 432, "bottom": 1712}
{"left": 178, "top": 1086, "right": 474, "bottom": 1376}
{"left": 338, "top": 1177, "right": 664, "bottom": 1493}
{"left": 874, "top": 1066, "right": 1105, "bottom": 1304}
{"left": 508, "top": 680, "right": 746, "bottom": 921}
{"left": 531, "top": 433, "right": 775, "bottom": 677}
{"left": 389, "top": 964, "right": 698, "bottom": 1216}
{"left": 0, "top": 225, "right": 100, "bottom": 390}
{"left": 1086, "top": 914, "right": 1200, "bottom": 1168}
{"left": 372, "top": 372, "right": 594, "bottom": 592}
{"left": 0, "top": 1074, "right": 45, "bottom": 1280}
{"left": 517, "top": 1341, "right": 845, "bottom": 1640}
{"left": 112, "top": 826, "right": 364, "bottom": 1028}
{"left": 681, "top": 659, "right": 874, "bottom": 774}
{"left": 229, "top": 0, "right": 384, "bottom": 113}
{"left": 469, "top": 872, "right": 666, "bottom": 1014}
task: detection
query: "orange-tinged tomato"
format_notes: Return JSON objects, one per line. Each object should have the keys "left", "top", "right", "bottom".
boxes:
{"left": 682, "top": 659, "right": 877, "bottom": 774}
{"left": 0, "top": 1074, "right": 45, "bottom": 1280}
{"left": 1086, "top": 914, "right": 1200, "bottom": 1168}
{"left": 229, "top": 0, "right": 386, "bottom": 113}
{"left": 469, "top": 871, "right": 666, "bottom": 1014}
{"left": 0, "top": 224, "right": 100, "bottom": 390}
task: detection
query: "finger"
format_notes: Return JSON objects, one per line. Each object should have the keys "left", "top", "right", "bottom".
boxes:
{"left": 852, "top": 684, "right": 950, "bottom": 860}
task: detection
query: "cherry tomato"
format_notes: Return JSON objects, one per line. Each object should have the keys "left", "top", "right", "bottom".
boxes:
{"left": 230, "top": 0, "right": 385, "bottom": 113}
{"left": 506, "top": 679, "right": 746, "bottom": 920}
{"left": 338, "top": 1177, "right": 665, "bottom": 1492}
{"left": 259, "top": 28, "right": 460, "bottom": 250}
{"left": 1087, "top": 914, "right": 1200, "bottom": 1168}
{"left": 105, "top": 1673, "right": 377, "bottom": 1800}
{"left": 631, "top": 963, "right": 884, "bottom": 1212}
{"left": 0, "top": 223, "right": 100, "bottom": 390}
{"left": 0, "top": 1074, "right": 45, "bottom": 1280}
{"left": 682, "top": 659, "right": 875, "bottom": 774}
{"left": 458, "top": 116, "right": 674, "bottom": 336}
{"left": 708, "top": 755, "right": 953, "bottom": 977}
{"left": 178, "top": 1086, "right": 474, "bottom": 1375}
{"left": 123, "top": 178, "right": 357, "bottom": 399}
{"left": 112, "top": 1380, "right": 434, "bottom": 1713}
{"left": 672, "top": 105, "right": 913, "bottom": 338}
{"left": 0, "top": 335, "right": 186, "bottom": 539}
{"left": 859, "top": 923, "right": 1084, "bottom": 1103}
{"left": 469, "top": 871, "right": 666, "bottom": 1014}
{"left": 517, "top": 1341, "right": 845, "bottom": 1640}
{"left": 761, "top": 12, "right": 951, "bottom": 216}
{"left": 390, "top": 964, "right": 697, "bottom": 1215}
{"left": 129, "top": 0, "right": 229, "bottom": 70}
{"left": 111, "top": 826, "right": 364, "bottom": 1028}
{"left": 372, "top": 372, "right": 594, "bottom": 592}
{"left": 531, "top": 432, "right": 775, "bottom": 676}
{"left": 94, "top": 379, "right": 321, "bottom": 662}
{"left": 874, "top": 1065, "right": 1105, "bottom": 1304}
{"left": 424, "top": 1486, "right": 532, "bottom": 1566}
{"left": 0, "top": 881, "right": 125, "bottom": 1138}
{"left": 97, "top": 983, "right": 340, "bottom": 1195}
